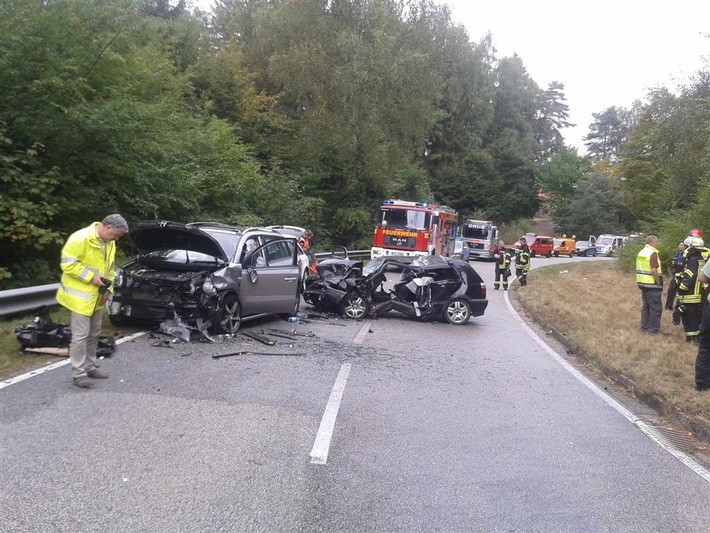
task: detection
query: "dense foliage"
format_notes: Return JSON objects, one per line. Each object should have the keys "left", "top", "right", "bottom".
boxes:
{"left": 1, "top": 0, "right": 706, "bottom": 287}
{"left": 0, "top": 0, "right": 572, "bottom": 287}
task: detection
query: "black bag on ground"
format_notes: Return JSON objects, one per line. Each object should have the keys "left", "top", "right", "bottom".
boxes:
{"left": 14, "top": 309, "right": 116, "bottom": 357}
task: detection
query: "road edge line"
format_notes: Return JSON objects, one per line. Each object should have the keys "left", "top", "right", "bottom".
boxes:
{"left": 504, "top": 290, "right": 710, "bottom": 483}
{"left": 0, "top": 331, "right": 145, "bottom": 391}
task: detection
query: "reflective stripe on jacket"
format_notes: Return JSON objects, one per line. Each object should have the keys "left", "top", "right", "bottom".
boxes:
{"left": 496, "top": 249, "right": 511, "bottom": 270}
{"left": 636, "top": 244, "right": 662, "bottom": 289}
{"left": 677, "top": 248, "right": 708, "bottom": 304}
{"left": 56, "top": 222, "right": 116, "bottom": 316}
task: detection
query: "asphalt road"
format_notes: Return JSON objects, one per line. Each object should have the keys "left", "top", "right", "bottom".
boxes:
{"left": 1, "top": 255, "right": 709, "bottom": 532}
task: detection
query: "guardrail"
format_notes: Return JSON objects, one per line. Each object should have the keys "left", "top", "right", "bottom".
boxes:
{"left": 0, "top": 250, "right": 372, "bottom": 319}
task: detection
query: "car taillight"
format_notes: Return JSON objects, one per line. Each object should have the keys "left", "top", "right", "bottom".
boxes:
{"left": 481, "top": 286, "right": 487, "bottom": 298}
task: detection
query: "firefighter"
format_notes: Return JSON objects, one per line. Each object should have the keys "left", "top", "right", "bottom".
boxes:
{"left": 515, "top": 237, "right": 531, "bottom": 286}
{"left": 493, "top": 240, "right": 512, "bottom": 290}
{"left": 694, "top": 255, "right": 710, "bottom": 391}
{"left": 665, "top": 241, "right": 687, "bottom": 310}
{"left": 299, "top": 229, "right": 317, "bottom": 276}
{"left": 674, "top": 237, "right": 708, "bottom": 344}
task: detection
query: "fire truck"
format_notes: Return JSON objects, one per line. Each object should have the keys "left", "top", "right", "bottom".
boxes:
{"left": 461, "top": 219, "right": 499, "bottom": 260}
{"left": 371, "top": 200, "right": 460, "bottom": 259}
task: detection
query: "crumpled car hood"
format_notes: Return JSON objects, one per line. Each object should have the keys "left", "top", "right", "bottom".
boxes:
{"left": 129, "top": 221, "right": 229, "bottom": 262}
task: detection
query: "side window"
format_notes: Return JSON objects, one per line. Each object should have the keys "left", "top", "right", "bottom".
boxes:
{"left": 264, "top": 241, "right": 295, "bottom": 267}
{"left": 241, "top": 237, "right": 265, "bottom": 266}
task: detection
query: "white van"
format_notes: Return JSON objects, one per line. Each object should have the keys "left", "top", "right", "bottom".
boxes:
{"left": 595, "top": 234, "right": 626, "bottom": 256}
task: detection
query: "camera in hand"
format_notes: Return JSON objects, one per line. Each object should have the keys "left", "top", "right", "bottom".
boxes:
{"left": 98, "top": 277, "right": 112, "bottom": 296}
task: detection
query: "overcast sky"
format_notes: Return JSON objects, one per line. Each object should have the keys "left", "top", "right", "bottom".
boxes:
{"left": 441, "top": 0, "right": 710, "bottom": 151}
{"left": 192, "top": 0, "right": 710, "bottom": 152}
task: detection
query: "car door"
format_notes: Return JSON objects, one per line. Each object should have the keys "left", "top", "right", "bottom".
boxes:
{"left": 239, "top": 238, "right": 300, "bottom": 316}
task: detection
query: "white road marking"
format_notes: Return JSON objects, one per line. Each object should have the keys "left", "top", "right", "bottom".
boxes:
{"left": 354, "top": 321, "right": 371, "bottom": 344}
{"left": 0, "top": 331, "right": 145, "bottom": 390}
{"left": 503, "top": 291, "right": 710, "bottom": 483}
{"left": 310, "top": 362, "right": 352, "bottom": 465}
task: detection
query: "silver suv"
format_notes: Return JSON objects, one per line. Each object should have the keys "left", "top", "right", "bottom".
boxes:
{"left": 108, "top": 221, "right": 303, "bottom": 334}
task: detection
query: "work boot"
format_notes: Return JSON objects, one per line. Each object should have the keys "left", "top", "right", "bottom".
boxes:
{"left": 87, "top": 369, "right": 109, "bottom": 379}
{"left": 73, "top": 377, "right": 94, "bottom": 389}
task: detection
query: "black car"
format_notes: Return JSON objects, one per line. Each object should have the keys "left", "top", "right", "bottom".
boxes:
{"left": 304, "top": 255, "right": 488, "bottom": 325}
{"left": 108, "top": 221, "right": 303, "bottom": 334}
{"left": 574, "top": 240, "right": 597, "bottom": 257}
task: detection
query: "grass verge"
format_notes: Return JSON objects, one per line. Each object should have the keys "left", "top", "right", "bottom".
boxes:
{"left": 513, "top": 260, "right": 710, "bottom": 433}
{"left": 0, "top": 308, "right": 137, "bottom": 379}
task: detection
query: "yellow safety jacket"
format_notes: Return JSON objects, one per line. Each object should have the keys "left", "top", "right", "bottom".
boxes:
{"left": 636, "top": 244, "right": 662, "bottom": 289}
{"left": 56, "top": 222, "right": 116, "bottom": 316}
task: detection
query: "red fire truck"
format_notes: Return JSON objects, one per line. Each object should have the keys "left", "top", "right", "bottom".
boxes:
{"left": 371, "top": 200, "right": 460, "bottom": 259}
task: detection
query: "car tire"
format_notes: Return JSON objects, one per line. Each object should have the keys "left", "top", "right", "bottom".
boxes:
{"left": 444, "top": 298, "right": 471, "bottom": 325}
{"left": 530, "top": 251, "right": 536, "bottom": 258}
{"left": 339, "top": 292, "right": 370, "bottom": 319}
{"left": 218, "top": 294, "right": 241, "bottom": 334}
{"left": 546, "top": 251, "right": 552, "bottom": 258}
{"left": 554, "top": 251, "right": 559, "bottom": 257}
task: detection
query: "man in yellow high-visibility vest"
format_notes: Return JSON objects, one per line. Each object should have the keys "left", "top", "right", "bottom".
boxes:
{"left": 636, "top": 235, "right": 663, "bottom": 334}
{"left": 57, "top": 214, "right": 128, "bottom": 388}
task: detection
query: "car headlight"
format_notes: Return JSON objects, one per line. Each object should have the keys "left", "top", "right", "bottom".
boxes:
{"left": 114, "top": 268, "right": 124, "bottom": 288}
{"left": 202, "top": 276, "right": 216, "bottom": 296}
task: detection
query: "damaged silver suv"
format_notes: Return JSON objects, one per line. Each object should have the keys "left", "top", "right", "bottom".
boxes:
{"left": 108, "top": 221, "right": 303, "bottom": 334}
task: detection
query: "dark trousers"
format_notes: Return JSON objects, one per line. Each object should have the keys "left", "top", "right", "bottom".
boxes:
{"left": 516, "top": 268, "right": 528, "bottom": 286}
{"left": 695, "top": 304, "right": 710, "bottom": 388}
{"left": 680, "top": 302, "right": 703, "bottom": 342}
{"left": 640, "top": 288, "right": 662, "bottom": 332}
{"left": 494, "top": 269, "right": 509, "bottom": 290}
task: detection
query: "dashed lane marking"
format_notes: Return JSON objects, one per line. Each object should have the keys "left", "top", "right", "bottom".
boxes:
{"left": 310, "top": 362, "right": 352, "bottom": 465}
{"left": 354, "top": 321, "right": 371, "bottom": 344}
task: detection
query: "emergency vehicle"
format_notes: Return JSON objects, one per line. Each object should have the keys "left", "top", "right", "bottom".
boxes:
{"left": 461, "top": 220, "right": 499, "bottom": 260}
{"left": 371, "top": 200, "right": 459, "bottom": 259}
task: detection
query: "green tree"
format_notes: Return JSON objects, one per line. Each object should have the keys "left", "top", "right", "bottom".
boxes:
{"left": 0, "top": 126, "right": 64, "bottom": 287}
{"left": 584, "top": 106, "right": 630, "bottom": 161}
{"left": 556, "top": 172, "right": 625, "bottom": 237}
{"left": 537, "top": 147, "right": 590, "bottom": 230}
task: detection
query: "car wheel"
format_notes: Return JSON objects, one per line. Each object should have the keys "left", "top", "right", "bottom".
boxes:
{"left": 546, "top": 251, "right": 552, "bottom": 258}
{"left": 444, "top": 298, "right": 471, "bottom": 325}
{"left": 530, "top": 251, "right": 536, "bottom": 258}
{"left": 339, "top": 292, "right": 370, "bottom": 319}
{"left": 218, "top": 294, "right": 241, "bottom": 334}
{"left": 554, "top": 251, "right": 559, "bottom": 257}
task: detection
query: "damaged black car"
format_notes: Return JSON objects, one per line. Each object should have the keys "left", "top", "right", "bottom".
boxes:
{"left": 108, "top": 221, "right": 303, "bottom": 334}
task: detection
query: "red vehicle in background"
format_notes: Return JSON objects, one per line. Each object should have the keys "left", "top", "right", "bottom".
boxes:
{"left": 371, "top": 200, "right": 459, "bottom": 259}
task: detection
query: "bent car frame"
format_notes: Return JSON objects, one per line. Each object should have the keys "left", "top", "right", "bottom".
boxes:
{"left": 108, "top": 221, "right": 303, "bottom": 334}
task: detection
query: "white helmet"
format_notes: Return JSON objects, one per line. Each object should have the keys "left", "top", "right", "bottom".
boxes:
{"left": 691, "top": 237, "right": 704, "bottom": 248}
{"left": 684, "top": 236, "right": 693, "bottom": 247}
